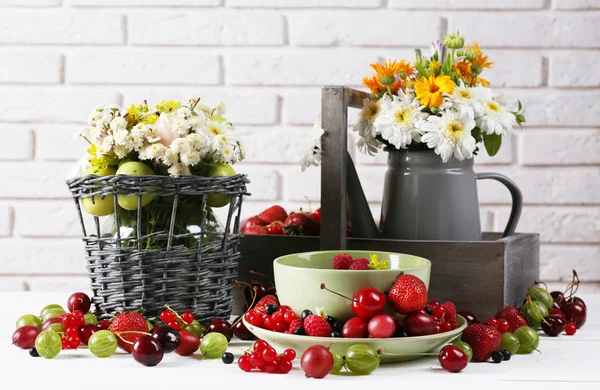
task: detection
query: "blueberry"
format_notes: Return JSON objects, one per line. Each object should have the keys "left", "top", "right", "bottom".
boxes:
{"left": 294, "top": 326, "right": 306, "bottom": 336}
{"left": 265, "top": 304, "right": 277, "bottom": 315}
{"left": 423, "top": 307, "right": 433, "bottom": 315}
{"left": 221, "top": 352, "right": 234, "bottom": 364}
{"left": 331, "top": 331, "right": 342, "bottom": 338}
{"left": 301, "top": 310, "right": 313, "bottom": 320}
{"left": 500, "top": 349, "right": 511, "bottom": 361}
{"left": 29, "top": 348, "right": 39, "bottom": 357}
{"left": 491, "top": 351, "right": 504, "bottom": 363}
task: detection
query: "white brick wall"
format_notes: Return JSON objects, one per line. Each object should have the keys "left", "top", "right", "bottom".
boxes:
{"left": 0, "top": 0, "right": 598, "bottom": 293}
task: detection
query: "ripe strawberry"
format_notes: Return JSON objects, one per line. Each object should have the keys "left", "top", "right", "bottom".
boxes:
{"left": 387, "top": 274, "right": 428, "bottom": 314}
{"left": 255, "top": 295, "right": 279, "bottom": 312}
{"left": 442, "top": 301, "right": 457, "bottom": 329}
{"left": 303, "top": 315, "right": 333, "bottom": 337}
{"left": 495, "top": 306, "right": 528, "bottom": 333}
{"left": 283, "top": 212, "right": 320, "bottom": 236}
{"left": 266, "top": 221, "right": 284, "bottom": 235}
{"left": 349, "top": 258, "right": 370, "bottom": 270}
{"left": 109, "top": 311, "right": 149, "bottom": 353}
{"left": 333, "top": 253, "right": 354, "bottom": 270}
{"left": 288, "top": 318, "right": 304, "bottom": 334}
{"left": 242, "top": 216, "right": 267, "bottom": 233}
{"left": 461, "top": 324, "right": 501, "bottom": 362}
{"left": 258, "top": 205, "right": 288, "bottom": 224}
{"left": 244, "top": 225, "right": 268, "bottom": 235}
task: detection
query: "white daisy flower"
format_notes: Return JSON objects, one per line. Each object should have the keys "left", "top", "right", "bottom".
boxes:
{"left": 420, "top": 106, "right": 477, "bottom": 163}
{"left": 300, "top": 110, "right": 325, "bottom": 171}
{"left": 353, "top": 98, "right": 382, "bottom": 155}
{"left": 373, "top": 93, "right": 428, "bottom": 149}
{"left": 476, "top": 98, "right": 516, "bottom": 135}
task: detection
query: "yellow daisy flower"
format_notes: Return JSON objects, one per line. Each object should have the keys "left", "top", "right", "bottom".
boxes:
{"left": 414, "top": 74, "right": 455, "bottom": 108}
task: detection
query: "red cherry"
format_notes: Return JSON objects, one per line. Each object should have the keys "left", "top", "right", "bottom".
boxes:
{"left": 403, "top": 311, "right": 434, "bottom": 336}
{"left": 367, "top": 314, "right": 396, "bottom": 338}
{"left": 439, "top": 345, "right": 468, "bottom": 373}
{"left": 341, "top": 317, "right": 368, "bottom": 338}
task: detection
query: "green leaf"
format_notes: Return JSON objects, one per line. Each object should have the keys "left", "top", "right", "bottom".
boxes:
{"left": 482, "top": 132, "right": 502, "bottom": 157}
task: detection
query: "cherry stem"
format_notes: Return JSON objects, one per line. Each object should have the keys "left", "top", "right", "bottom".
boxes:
{"left": 320, "top": 283, "right": 357, "bottom": 303}
{"left": 248, "top": 269, "right": 274, "bottom": 288}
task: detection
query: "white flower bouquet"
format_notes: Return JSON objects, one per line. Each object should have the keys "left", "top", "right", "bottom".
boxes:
{"left": 301, "top": 32, "right": 525, "bottom": 169}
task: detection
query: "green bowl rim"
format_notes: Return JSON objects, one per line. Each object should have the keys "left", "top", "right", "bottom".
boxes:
{"left": 242, "top": 315, "right": 466, "bottom": 343}
{"left": 273, "top": 250, "right": 431, "bottom": 273}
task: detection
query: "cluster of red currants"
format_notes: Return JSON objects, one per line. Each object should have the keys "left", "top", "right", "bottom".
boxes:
{"left": 238, "top": 340, "right": 296, "bottom": 374}
{"left": 245, "top": 305, "right": 297, "bottom": 334}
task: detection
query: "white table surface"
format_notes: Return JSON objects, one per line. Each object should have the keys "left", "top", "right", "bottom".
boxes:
{"left": 2, "top": 292, "right": 599, "bottom": 388}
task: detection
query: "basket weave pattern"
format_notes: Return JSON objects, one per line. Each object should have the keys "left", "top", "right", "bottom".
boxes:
{"left": 67, "top": 174, "right": 249, "bottom": 324}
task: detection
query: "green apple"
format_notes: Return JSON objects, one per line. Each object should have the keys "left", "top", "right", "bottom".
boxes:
{"left": 206, "top": 163, "right": 236, "bottom": 208}
{"left": 82, "top": 165, "right": 117, "bottom": 216}
{"left": 16, "top": 314, "right": 42, "bottom": 330}
{"left": 116, "top": 161, "right": 156, "bottom": 210}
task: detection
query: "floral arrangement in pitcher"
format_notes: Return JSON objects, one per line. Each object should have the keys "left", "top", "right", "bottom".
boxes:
{"left": 301, "top": 32, "right": 525, "bottom": 170}
{"left": 73, "top": 97, "right": 245, "bottom": 179}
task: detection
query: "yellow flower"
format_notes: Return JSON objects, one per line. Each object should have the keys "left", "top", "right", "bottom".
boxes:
{"left": 414, "top": 74, "right": 455, "bottom": 108}
{"left": 369, "top": 254, "right": 389, "bottom": 270}
{"left": 370, "top": 59, "right": 414, "bottom": 86}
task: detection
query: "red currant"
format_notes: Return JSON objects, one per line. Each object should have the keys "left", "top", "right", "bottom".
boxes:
{"left": 439, "top": 345, "right": 468, "bottom": 373}
{"left": 160, "top": 310, "right": 175, "bottom": 323}
{"left": 167, "top": 320, "right": 181, "bottom": 330}
{"left": 279, "top": 359, "right": 293, "bottom": 374}
{"left": 180, "top": 312, "right": 194, "bottom": 325}
{"left": 263, "top": 347, "right": 277, "bottom": 362}
{"left": 238, "top": 355, "right": 253, "bottom": 372}
{"left": 565, "top": 322, "right": 577, "bottom": 335}
{"left": 432, "top": 306, "right": 445, "bottom": 319}
{"left": 485, "top": 318, "right": 499, "bottom": 328}
{"left": 497, "top": 318, "right": 510, "bottom": 333}
{"left": 253, "top": 340, "right": 269, "bottom": 354}
{"left": 283, "top": 349, "right": 296, "bottom": 361}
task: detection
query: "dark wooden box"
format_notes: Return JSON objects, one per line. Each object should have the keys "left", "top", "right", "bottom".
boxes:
{"left": 234, "top": 86, "right": 540, "bottom": 320}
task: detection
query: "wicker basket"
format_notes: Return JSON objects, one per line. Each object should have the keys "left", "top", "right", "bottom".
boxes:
{"left": 67, "top": 173, "right": 249, "bottom": 325}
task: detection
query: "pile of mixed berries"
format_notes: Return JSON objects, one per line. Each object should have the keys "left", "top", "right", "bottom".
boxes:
{"left": 12, "top": 292, "right": 233, "bottom": 367}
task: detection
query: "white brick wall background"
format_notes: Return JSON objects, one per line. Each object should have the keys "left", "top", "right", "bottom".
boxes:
{"left": 0, "top": 0, "right": 598, "bottom": 293}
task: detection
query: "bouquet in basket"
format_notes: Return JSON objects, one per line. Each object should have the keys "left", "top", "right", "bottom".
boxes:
{"left": 301, "top": 32, "right": 526, "bottom": 169}
{"left": 71, "top": 97, "right": 247, "bottom": 249}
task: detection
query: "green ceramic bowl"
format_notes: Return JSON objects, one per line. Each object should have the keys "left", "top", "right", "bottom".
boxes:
{"left": 242, "top": 316, "right": 466, "bottom": 364}
{"left": 273, "top": 250, "right": 431, "bottom": 321}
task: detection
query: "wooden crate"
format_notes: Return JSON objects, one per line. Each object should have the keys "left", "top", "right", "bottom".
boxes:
{"left": 234, "top": 86, "right": 540, "bottom": 320}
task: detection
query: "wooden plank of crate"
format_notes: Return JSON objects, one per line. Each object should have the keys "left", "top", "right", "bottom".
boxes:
{"left": 321, "top": 86, "right": 349, "bottom": 250}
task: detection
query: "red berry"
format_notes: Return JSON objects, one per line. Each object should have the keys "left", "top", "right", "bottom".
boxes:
{"left": 279, "top": 360, "right": 293, "bottom": 374}
{"left": 565, "top": 322, "right": 577, "bottom": 335}
{"left": 485, "top": 318, "right": 498, "bottom": 328}
{"left": 238, "top": 355, "right": 253, "bottom": 372}
{"left": 160, "top": 310, "right": 175, "bottom": 323}
{"left": 439, "top": 345, "right": 468, "bottom": 373}
{"left": 167, "top": 320, "right": 181, "bottom": 330}
{"left": 341, "top": 317, "right": 369, "bottom": 338}
{"left": 497, "top": 319, "right": 510, "bottom": 333}
{"left": 283, "top": 349, "right": 296, "bottom": 361}
{"left": 180, "top": 312, "right": 194, "bottom": 325}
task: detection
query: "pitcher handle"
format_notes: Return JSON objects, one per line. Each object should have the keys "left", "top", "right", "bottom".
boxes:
{"left": 475, "top": 173, "right": 523, "bottom": 238}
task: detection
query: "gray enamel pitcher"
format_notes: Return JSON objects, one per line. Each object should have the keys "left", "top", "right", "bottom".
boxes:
{"left": 378, "top": 148, "right": 523, "bottom": 241}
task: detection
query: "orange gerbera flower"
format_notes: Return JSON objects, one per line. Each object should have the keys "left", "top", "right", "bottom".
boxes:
{"left": 370, "top": 59, "right": 414, "bottom": 85}
{"left": 414, "top": 74, "right": 455, "bottom": 108}
{"left": 363, "top": 75, "right": 383, "bottom": 94}
{"left": 467, "top": 43, "right": 493, "bottom": 69}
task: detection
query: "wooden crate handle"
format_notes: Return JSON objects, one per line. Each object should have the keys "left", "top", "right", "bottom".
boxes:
{"left": 320, "top": 86, "right": 380, "bottom": 250}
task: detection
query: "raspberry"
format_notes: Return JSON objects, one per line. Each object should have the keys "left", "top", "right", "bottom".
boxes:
{"left": 349, "top": 258, "right": 370, "bottom": 270}
{"left": 287, "top": 319, "right": 304, "bottom": 334}
{"left": 303, "top": 315, "right": 333, "bottom": 337}
{"left": 332, "top": 254, "right": 353, "bottom": 270}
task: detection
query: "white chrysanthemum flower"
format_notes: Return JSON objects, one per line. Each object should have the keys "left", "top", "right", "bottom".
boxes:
{"left": 180, "top": 148, "right": 201, "bottom": 166}
{"left": 300, "top": 110, "right": 324, "bottom": 171}
{"left": 354, "top": 98, "right": 382, "bottom": 155}
{"left": 168, "top": 163, "right": 190, "bottom": 177}
{"left": 476, "top": 99, "right": 516, "bottom": 135}
{"left": 420, "top": 106, "right": 477, "bottom": 163}
{"left": 373, "top": 93, "right": 428, "bottom": 149}
{"left": 144, "top": 143, "right": 167, "bottom": 160}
